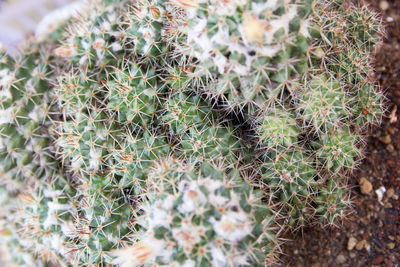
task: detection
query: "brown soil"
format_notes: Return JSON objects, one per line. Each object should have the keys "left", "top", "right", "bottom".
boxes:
{"left": 281, "top": 1, "right": 400, "bottom": 266}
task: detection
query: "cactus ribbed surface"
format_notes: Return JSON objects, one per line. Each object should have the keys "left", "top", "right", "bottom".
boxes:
{"left": 0, "top": 0, "right": 384, "bottom": 266}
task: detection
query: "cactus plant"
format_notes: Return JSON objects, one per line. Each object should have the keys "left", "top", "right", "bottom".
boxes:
{"left": 111, "top": 158, "right": 277, "bottom": 267}
{"left": 0, "top": 0, "right": 384, "bottom": 266}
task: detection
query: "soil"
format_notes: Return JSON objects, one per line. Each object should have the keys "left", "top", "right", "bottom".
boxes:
{"left": 281, "top": 1, "right": 400, "bottom": 266}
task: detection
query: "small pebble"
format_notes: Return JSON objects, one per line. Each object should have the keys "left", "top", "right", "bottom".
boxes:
{"left": 387, "top": 242, "right": 395, "bottom": 249}
{"left": 372, "top": 255, "right": 384, "bottom": 265}
{"left": 386, "top": 187, "right": 395, "bottom": 199}
{"left": 376, "top": 186, "right": 386, "bottom": 204}
{"left": 379, "top": 1, "right": 389, "bottom": 11}
{"left": 380, "top": 134, "right": 391, "bottom": 144}
{"left": 387, "top": 17, "right": 394, "bottom": 22}
{"left": 359, "top": 177, "right": 373, "bottom": 195}
{"left": 384, "top": 202, "right": 392, "bottom": 208}
{"left": 373, "top": 238, "right": 383, "bottom": 249}
{"left": 365, "top": 242, "right": 371, "bottom": 252}
{"left": 347, "top": 237, "right": 357, "bottom": 251}
{"left": 387, "top": 126, "right": 396, "bottom": 135}
{"left": 336, "top": 254, "right": 346, "bottom": 264}
{"left": 387, "top": 144, "right": 394, "bottom": 152}
{"left": 356, "top": 240, "right": 367, "bottom": 250}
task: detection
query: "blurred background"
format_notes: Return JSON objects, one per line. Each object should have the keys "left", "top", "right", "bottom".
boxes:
{"left": 0, "top": 0, "right": 73, "bottom": 53}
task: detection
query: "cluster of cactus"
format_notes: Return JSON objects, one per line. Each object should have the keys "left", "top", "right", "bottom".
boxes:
{"left": 111, "top": 158, "right": 276, "bottom": 267}
{"left": 0, "top": 0, "right": 384, "bottom": 266}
